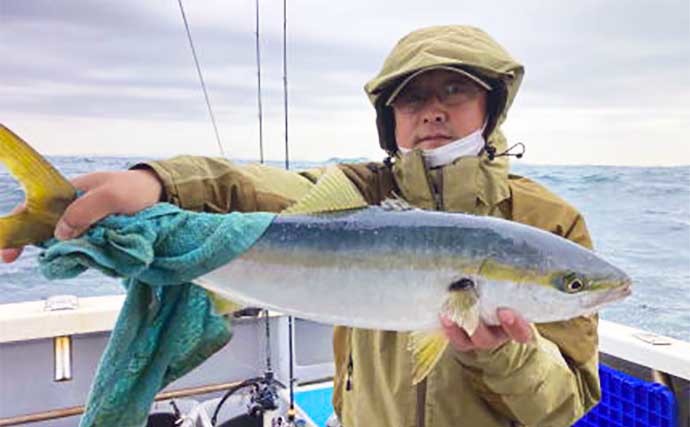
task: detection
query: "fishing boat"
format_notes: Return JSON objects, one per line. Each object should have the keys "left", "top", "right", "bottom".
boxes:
{"left": 0, "top": 295, "right": 688, "bottom": 426}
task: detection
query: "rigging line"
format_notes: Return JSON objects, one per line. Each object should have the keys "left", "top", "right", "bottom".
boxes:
{"left": 282, "top": 0, "right": 296, "bottom": 419}
{"left": 282, "top": 0, "right": 290, "bottom": 170}
{"left": 264, "top": 309, "right": 272, "bottom": 372}
{"left": 255, "top": 0, "right": 265, "bottom": 164}
{"left": 176, "top": 0, "right": 225, "bottom": 157}
{"left": 288, "top": 315, "right": 296, "bottom": 418}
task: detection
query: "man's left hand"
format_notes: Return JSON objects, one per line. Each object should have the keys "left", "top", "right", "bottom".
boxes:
{"left": 441, "top": 308, "right": 533, "bottom": 352}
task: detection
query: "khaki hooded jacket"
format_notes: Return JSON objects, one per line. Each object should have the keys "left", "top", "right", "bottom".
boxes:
{"left": 143, "top": 25, "right": 600, "bottom": 427}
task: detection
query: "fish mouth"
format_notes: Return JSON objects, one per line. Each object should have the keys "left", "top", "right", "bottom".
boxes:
{"left": 584, "top": 280, "right": 632, "bottom": 309}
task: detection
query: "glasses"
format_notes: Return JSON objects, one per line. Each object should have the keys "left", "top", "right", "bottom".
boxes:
{"left": 389, "top": 80, "right": 484, "bottom": 114}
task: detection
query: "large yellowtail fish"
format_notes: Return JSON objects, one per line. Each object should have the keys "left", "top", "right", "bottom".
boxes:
{"left": 0, "top": 124, "right": 631, "bottom": 384}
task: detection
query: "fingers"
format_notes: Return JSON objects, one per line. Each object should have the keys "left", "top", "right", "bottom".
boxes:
{"left": 1, "top": 203, "right": 26, "bottom": 263}
{"left": 441, "top": 315, "right": 509, "bottom": 352}
{"left": 55, "top": 170, "right": 163, "bottom": 240}
{"left": 1, "top": 247, "right": 23, "bottom": 263}
{"left": 441, "top": 308, "right": 533, "bottom": 353}
{"left": 497, "top": 308, "right": 533, "bottom": 343}
{"left": 441, "top": 316, "right": 474, "bottom": 352}
{"left": 55, "top": 189, "right": 117, "bottom": 240}
{"left": 471, "top": 321, "right": 509, "bottom": 349}
{"left": 70, "top": 172, "right": 111, "bottom": 192}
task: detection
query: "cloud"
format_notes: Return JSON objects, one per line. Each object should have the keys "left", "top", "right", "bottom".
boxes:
{"left": 0, "top": 0, "right": 688, "bottom": 165}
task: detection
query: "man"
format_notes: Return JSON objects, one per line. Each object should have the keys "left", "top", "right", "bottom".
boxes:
{"left": 3, "top": 26, "right": 600, "bottom": 426}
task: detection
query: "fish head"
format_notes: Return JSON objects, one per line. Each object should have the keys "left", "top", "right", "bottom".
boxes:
{"left": 545, "top": 261, "right": 632, "bottom": 314}
{"left": 475, "top": 242, "right": 632, "bottom": 323}
{"left": 537, "top": 232, "right": 633, "bottom": 314}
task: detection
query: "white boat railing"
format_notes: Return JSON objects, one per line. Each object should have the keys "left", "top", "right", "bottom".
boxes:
{"left": 598, "top": 319, "right": 690, "bottom": 381}
{"left": 1, "top": 295, "right": 689, "bottom": 426}
{"left": 2, "top": 295, "right": 690, "bottom": 382}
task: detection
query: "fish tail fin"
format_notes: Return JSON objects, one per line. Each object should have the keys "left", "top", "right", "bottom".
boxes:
{"left": 408, "top": 330, "right": 449, "bottom": 385}
{"left": 0, "top": 124, "right": 76, "bottom": 248}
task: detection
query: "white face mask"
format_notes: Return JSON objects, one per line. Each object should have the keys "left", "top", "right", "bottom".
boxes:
{"left": 399, "top": 125, "right": 486, "bottom": 168}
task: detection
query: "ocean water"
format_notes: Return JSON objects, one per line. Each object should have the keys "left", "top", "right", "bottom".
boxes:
{"left": 1, "top": 157, "right": 689, "bottom": 341}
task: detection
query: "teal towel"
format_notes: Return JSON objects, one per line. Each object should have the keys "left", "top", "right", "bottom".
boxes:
{"left": 38, "top": 203, "right": 276, "bottom": 427}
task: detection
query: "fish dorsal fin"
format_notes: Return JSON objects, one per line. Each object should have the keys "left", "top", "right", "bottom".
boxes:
{"left": 281, "top": 166, "right": 368, "bottom": 215}
{"left": 408, "top": 329, "right": 449, "bottom": 385}
{"left": 0, "top": 124, "right": 76, "bottom": 248}
{"left": 380, "top": 192, "right": 417, "bottom": 211}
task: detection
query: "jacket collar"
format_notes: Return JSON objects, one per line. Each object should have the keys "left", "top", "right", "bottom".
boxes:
{"left": 391, "top": 131, "right": 510, "bottom": 214}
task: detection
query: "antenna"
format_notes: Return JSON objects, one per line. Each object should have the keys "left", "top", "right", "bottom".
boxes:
{"left": 176, "top": 0, "right": 225, "bottom": 157}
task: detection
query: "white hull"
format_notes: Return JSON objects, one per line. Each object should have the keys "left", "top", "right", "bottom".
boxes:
{"left": 1, "top": 295, "right": 688, "bottom": 426}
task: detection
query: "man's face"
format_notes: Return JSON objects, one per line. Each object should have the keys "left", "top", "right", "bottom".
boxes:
{"left": 391, "top": 70, "right": 488, "bottom": 150}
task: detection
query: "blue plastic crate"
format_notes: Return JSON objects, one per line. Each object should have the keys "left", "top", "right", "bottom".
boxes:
{"left": 574, "top": 364, "right": 678, "bottom": 427}
{"left": 293, "top": 365, "right": 678, "bottom": 427}
{"left": 295, "top": 385, "right": 334, "bottom": 427}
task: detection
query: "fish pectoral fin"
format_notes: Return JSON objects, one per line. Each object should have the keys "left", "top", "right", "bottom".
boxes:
{"left": 280, "top": 166, "right": 368, "bottom": 215}
{"left": 443, "top": 285, "right": 481, "bottom": 336}
{"left": 408, "top": 329, "right": 449, "bottom": 385}
{"left": 0, "top": 125, "right": 76, "bottom": 248}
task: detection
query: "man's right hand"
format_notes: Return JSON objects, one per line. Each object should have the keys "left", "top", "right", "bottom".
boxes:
{"left": 1, "top": 168, "right": 163, "bottom": 263}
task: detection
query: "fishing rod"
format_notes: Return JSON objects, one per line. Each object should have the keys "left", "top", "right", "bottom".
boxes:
{"left": 177, "top": 0, "right": 302, "bottom": 425}
{"left": 281, "top": 0, "right": 299, "bottom": 424}
{"left": 255, "top": 0, "right": 265, "bottom": 164}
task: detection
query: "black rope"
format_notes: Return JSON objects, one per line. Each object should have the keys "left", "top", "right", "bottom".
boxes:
{"left": 176, "top": 0, "right": 225, "bottom": 157}
{"left": 287, "top": 315, "right": 296, "bottom": 422}
{"left": 210, "top": 377, "right": 262, "bottom": 426}
{"left": 255, "top": 0, "right": 265, "bottom": 164}
{"left": 264, "top": 309, "right": 272, "bottom": 372}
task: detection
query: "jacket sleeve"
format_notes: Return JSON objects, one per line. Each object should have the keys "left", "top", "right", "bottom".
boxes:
{"left": 454, "top": 213, "right": 601, "bottom": 427}
{"left": 137, "top": 155, "right": 318, "bottom": 213}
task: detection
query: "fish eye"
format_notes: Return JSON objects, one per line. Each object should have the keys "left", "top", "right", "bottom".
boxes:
{"left": 565, "top": 277, "right": 585, "bottom": 293}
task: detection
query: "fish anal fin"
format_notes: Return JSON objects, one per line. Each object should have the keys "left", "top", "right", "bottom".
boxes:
{"left": 208, "top": 292, "right": 246, "bottom": 316}
{"left": 280, "top": 166, "right": 368, "bottom": 215}
{"left": 408, "top": 330, "right": 449, "bottom": 385}
{"left": 0, "top": 125, "right": 76, "bottom": 248}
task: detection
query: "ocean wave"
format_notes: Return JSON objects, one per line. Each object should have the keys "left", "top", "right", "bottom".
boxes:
{"left": 1, "top": 158, "right": 689, "bottom": 341}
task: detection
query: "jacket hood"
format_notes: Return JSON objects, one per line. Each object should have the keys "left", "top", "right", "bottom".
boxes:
{"left": 365, "top": 25, "right": 524, "bottom": 154}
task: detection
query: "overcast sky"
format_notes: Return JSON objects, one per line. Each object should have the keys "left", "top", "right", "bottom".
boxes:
{"left": 1, "top": 0, "right": 689, "bottom": 165}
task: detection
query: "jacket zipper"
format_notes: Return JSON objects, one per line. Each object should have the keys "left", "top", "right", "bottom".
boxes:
{"left": 429, "top": 168, "right": 444, "bottom": 210}
{"left": 416, "top": 378, "right": 427, "bottom": 427}
{"left": 346, "top": 353, "right": 353, "bottom": 391}
{"left": 419, "top": 169, "right": 442, "bottom": 426}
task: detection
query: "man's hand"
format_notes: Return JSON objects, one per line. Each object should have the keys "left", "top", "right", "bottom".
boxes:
{"left": 441, "top": 308, "right": 533, "bottom": 352}
{"left": 1, "top": 169, "right": 163, "bottom": 263}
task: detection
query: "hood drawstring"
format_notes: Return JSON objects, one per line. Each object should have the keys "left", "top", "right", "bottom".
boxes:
{"left": 485, "top": 142, "right": 526, "bottom": 161}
